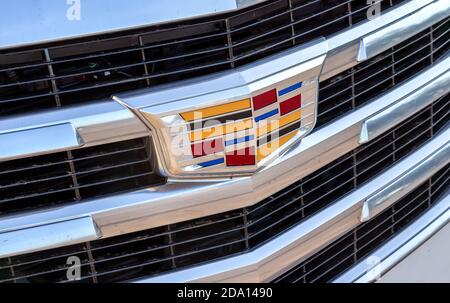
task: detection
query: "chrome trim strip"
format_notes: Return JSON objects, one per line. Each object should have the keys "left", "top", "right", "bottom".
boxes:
{"left": 0, "top": 216, "right": 101, "bottom": 258}
{"left": 335, "top": 191, "right": 449, "bottom": 283}
{"left": 0, "top": 57, "right": 447, "bottom": 238}
{"left": 319, "top": 0, "right": 443, "bottom": 80}
{"left": 0, "top": 100, "right": 149, "bottom": 161}
{"left": 357, "top": 1, "right": 450, "bottom": 61}
{"left": 134, "top": 130, "right": 450, "bottom": 282}
{"left": 361, "top": 141, "right": 450, "bottom": 222}
{"left": 359, "top": 69, "right": 450, "bottom": 143}
{"left": 0, "top": 0, "right": 267, "bottom": 50}
{"left": 0, "top": 123, "right": 82, "bottom": 161}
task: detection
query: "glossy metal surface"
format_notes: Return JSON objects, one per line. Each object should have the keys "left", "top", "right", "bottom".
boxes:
{"left": 335, "top": 191, "right": 449, "bottom": 283}
{"left": 134, "top": 133, "right": 450, "bottom": 282}
{"left": 0, "top": 0, "right": 266, "bottom": 50}
{"left": 0, "top": 123, "right": 82, "bottom": 161}
{"left": 360, "top": 69, "right": 450, "bottom": 143}
{"left": 0, "top": 57, "right": 447, "bottom": 238}
{"left": 319, "top": 0, "right": 440, "bottom": 80}
{"left": 0, "top": 100, "right": 149, "bottom": 161}
{"left": 0, "top": 216, "right": 101, "bottom": 258}
{"left": 357, "top": 1, "right": 450, "bottom": 61}
{"left": 361, "top": 141, "right": 450, "bottom": 222}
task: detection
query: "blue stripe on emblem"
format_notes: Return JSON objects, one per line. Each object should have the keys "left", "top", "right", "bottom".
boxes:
{"left": 255, "top": 109, "right": 279, "bottom": 122}
{"left": 224, "top": 135, "right": 254, "bottom": 146}
{"left": 278, "top": 82, "right": 302, "bottom": 96}
{"left": 198, "top": 158, "right": 225, "bottom": 167}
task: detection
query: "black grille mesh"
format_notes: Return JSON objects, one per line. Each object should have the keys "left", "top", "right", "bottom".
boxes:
{"left": 0, "top": 93, "right": 447, "bottom": 283}
{"left": 273, "top": 163, "right": 450, "bottom": 283}
{"left": 0, "top": 0, "right": 407, "bottom": 118}
{"left": 317, "top": 16, "right": 450, "bottom": 127}
{"left": 0, "top": 137, "right": 164, "bottom": 216}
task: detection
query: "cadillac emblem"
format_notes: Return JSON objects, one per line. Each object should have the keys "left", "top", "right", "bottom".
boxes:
{"left": 114, "top": 51, "right": 325, "bottom": 178}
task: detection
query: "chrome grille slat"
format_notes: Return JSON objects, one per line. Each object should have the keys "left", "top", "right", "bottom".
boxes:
{"left": 0, "top": 167, "right": 154, "bottom": 203}
{"left": 229, "top": 0, "right": 320, "bottom": 34}
{"left": 230, "top": 1, "right": 381, "bottom": 62}
{"left": 429, "top": 170, "right": 450, "bottom": 201}
{"left": 303, "top": 235, "right": 354, "bottom": 269}
{"left": 230, "top": 0, "right": 354, "bottom": 48}
{"left": 0, "top": 0, "right": 408, "bottom": 117}
{"left": 356, "top": 198, "right": 428, "bottom": 253}
{"left": 68, "top": 237, "right": 249, "bottom": 283}
{"left": 0, "top": 143, "right": 147, "bottom": 179}
{"left": 248, "top": 152, "right": 357, "bottom": 215}
{"left": 95, "top": 214, "right": 246, "bottom": 251}
{"left": 274, "top": 165, "right": 449, "bottom": 283}
{"left": 247, "top": 166, "right": 354, "bottom": 227}
{"left": 355, "top": 125, "right": 435, "bottom": 177}
{"left": 249, "top": 97, "right": 446, "bottom": 230}
{"left": 248, "top": 176, "right": 355, "bottom": 240}
{"left": 0, "top": 138, "right": 164, "bottom": 215}
{"left": 432, "top": 168, "right": 450, "bottom": 190}
{"left": 0, "top": 31, "right": 230, "bottom": 74}
{"left": 0, "top": 170, "right": 158, "bottom": 205}
{"left": 0, "top": 45, "right": 236, "bottom": 88}
{"left": 308, "top": 253, "right": 354, "bottom": 283}
{"left": 0, "top": 157, "right": 152, "bottom": 191}
{"left": 357, "top": 188, "right": 429, "bottom": 242}
{"left": 319, "top": 28, "right": 439, "bottom": 90}
{"left": 317, "top": 17, "right": 449, "bottom": 128}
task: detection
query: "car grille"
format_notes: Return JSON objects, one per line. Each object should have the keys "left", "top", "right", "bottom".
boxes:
{"left": 0, "top": 93, "right": 447, "bottom": 283}
{"left": 317, "top": 16, "right": 449, "bottom": 128}
{"left": 0, "top": 137, "right": 165, "bottom": 216}
{"left": 273, "top": 164, "right": 450, "bottom": 282}
{"left": 0, "top": 0, "right": 407, "bottom": 118}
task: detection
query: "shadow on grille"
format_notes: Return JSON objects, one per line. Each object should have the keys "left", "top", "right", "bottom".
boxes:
{"left": 0, "top": 137, "right": 165, "bottom": 216}
{"left": 0, "top": 0, "right": 407, "bottom": 118}
{"left": 273, "top": 163, "right": 450, "bottom": 282}
{"left": 317, "top": 16, "right": 449, "bottom": 128}
{"left": 0, "top": 93, "right": 447, "bottom": 283}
